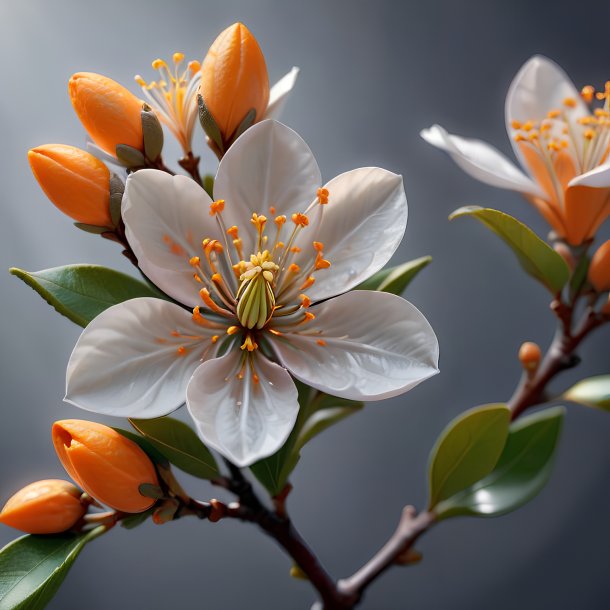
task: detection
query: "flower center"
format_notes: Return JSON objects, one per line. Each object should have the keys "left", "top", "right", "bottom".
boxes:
{"left": 510, "top": 80, "right": 610, "bottom": 206}
{"left": 182, "top": 188, "right": 331, "bottom": 351}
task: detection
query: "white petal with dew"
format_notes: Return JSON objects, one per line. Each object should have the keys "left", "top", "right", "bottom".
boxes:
{"left": 421, "top": 124, "right": 543, "bottom": 197}
{"left": 66, "top": 298, "right": 217, "bottom": 418}
{"left": 187, "top": 349, "right": 299, "bottom": 467}
{"left": 123, "top": 169, "right": 217, "bottom": 307}
{"left": 264, "top": 67, "right": 300, "bottom": 120}
{"left": 214, "top": 120, "right": 321, "bottom": 256}
{"left": 271, "top": 290, "right": 439, "bottom": 401}
{"left": 294, "top": 168, "right": 408, "bottom": 302}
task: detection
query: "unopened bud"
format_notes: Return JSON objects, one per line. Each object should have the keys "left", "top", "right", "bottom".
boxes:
{"left": 200, "top": 23, "right": 269, "bottom": 144}
{"left": 52, "top": 420, "right": 159, "bottom": 513}
{"left": 588, "top": 240, "right": 610, "bottom": 292}
{"left": 28, "top": 144, "right": 112, "bottom": 227}
{"left": 519, "top": 341, "right": 542, "bottom": 372}
{"left": 69, "top": 72, "right": 144, "bottom": 157}
{"left": 0, "top": 480, "right": 86, "bottom": 534}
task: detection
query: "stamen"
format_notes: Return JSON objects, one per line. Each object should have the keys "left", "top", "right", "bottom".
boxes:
{"left": 227, "top": 226, "right": 239, "bottom": 239}
{"left": 176, "top": 346, "right": 188, "bottom": 356}
{"left": 581, "top": 85, "right": 595, "bottom": 103}
{"left": 317, "top": 188, "right": 329, "bottom": 204}
{"left": 292, "top": 213, "right": 309, "bottom": 227}
{"left": 300, "top": 294, "right": 311, "bottom": 308}
{"left": 210, "top": 199, "right": 225, "bottom": 215}
{"left": 227, "top": 326, "right": 240, "bottom": 335}
{"left": 300, "top": 276, "right": 316, "bottom": 290}
{"left": 316, "top": 339, "right": 327, "bottom": 346}
{"left": 563, "top": 97, "right": 577, "bottom": 108}
{"left": 240, "top": 335, "right": 259, "bottom": 352}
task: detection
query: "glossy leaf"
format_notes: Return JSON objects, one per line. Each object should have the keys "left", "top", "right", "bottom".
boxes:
{"left": 113, "top": 427, "right": 169, "bottom": 467}
{"left": 130, "top": 417, "right": 219, "bottom": 480}
{"left": 435, "top": 407, "right": 564, "bottom": 519}
{"left": 449, "top": 206, "right": 569, "bottom": 293}
{"left": 356, "top": 256, "right": 432, "bottom": 294}
{"left": 10, "top": 265, "right": 163, "bottom": 327}
{"left": 0, "top": 526, "right": 105, "bottom": 610}
{"left": 251, "top": 384, "right": 363, "bottom": 495}
{"left": 563, "top": 376, "right": 610, "bottom": 411}
{"left": 428, "top": 404, "right": 511, "bottom": 509}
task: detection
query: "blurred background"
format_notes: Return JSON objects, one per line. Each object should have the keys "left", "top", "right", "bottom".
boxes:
{"left": 1, "top": 0, "right": 609, "bottom": 608}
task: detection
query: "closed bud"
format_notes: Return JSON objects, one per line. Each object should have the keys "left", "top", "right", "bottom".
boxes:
{"left": 28, "top": 144, "right": 112, "bottom": 227}
{"left": 69, "top": 72, "right": 144, "bottom": 157}
{"left": 519, "top": 341, "right": 542, "bottom": 372}
{"left": 588, "top": 240, "right": 610, "bottom": 292}
{"left": 200, "top": 22, "right": 269, "bottom": 143}
{"left": 0, "top": 479, "right": 86, "bottom": 534}
{"left": 52, "top": 420, "right": 159, "bottom": 513}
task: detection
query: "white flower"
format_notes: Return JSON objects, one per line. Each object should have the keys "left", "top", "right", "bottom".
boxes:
{"left": 422, "top": 55, "right": 610, "bottom": 245}
{"left": 65, "top": 120, "right": 439, "bottom": 467}
{"left": 136, "top": 53, "right": 299, "bottom": 155}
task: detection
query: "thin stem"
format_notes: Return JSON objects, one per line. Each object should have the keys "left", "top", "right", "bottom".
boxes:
{"left": 178, "top": 151, "right": 203, "bottom": 186}
{"left": 337, "top": 508, "right": 435, "bottom": 604}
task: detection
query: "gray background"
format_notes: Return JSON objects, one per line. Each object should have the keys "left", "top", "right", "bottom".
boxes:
{"left": 1, "top": 0, "right": 609, "bottom": 608}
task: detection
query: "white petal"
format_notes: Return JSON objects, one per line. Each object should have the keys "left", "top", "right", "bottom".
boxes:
{"left": 66, "top": 298, "right": 219, "bottom": 418}
{"left": 271, "top": 290, "right": 439, "bottom": 400}
{"left": 293, "top": 168, "right": 408, "bottom": 302}
{"left": 421, "top": 124, "right": 543, "bottom": 197}
{"left": 186, "top": 349, "right": 299, "bottom": 467}
{"left": 264, "top": 67, "right": 300, "bottom": 120}
{"left": 123, "top": 169, "right": 217, "bottom": 307}
{"left": 570, "top": 162, "right": 610, "bottom": 188}
{"left": 505, "top": 55, "right": 588, "bottom": 169}
{"left": 214, "top": 120, "right": 321, "bottom": 255}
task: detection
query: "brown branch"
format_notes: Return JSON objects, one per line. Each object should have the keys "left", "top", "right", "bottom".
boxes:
{"left": 337, "top": 507, "right": 435, "bottom": 606}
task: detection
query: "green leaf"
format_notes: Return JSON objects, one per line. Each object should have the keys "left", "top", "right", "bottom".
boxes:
{"left": 129, "top": 417, "right": 219, "bottom": 480}
{"left": 428, "top": 404, "right": 511, "bottom": 509}
{"left": 120, "top": 509, "right": 154, "bottom": 530}
{"left": 0, "top": 526, "right": 106, "bottom": 610}
{"left": 250, "top": 384, "right": 363, "bottom": 495}
{"left": 449, "top": 206, "right": 569, "bottom": 293}
{"left": 356, "top": 256, "right": 432, "bottom": 294}
{"left": 73, "top": 223, "right": 108, "bottom": 234}
{"left": 197, "top": 94, "right": 224, "bottom": 153}
{"left": 202, "top": 174, "right": 215, "bottom": 200}
{"left": 563, "top": 376, "right": 610, "bottom": 411}
{"left": 10, "top": 265, "right": 163, "bottom": 327}
{"left": 435, "top": 406, "right": 564, "bottom": 519}
{"left": 113, "top": 427, "right": 169, "bottom": 466}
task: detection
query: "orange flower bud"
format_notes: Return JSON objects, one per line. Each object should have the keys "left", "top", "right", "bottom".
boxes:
{"left": 28, "top": 144, "right": 112, "bottom": 227}
{"left": 200, "top": 22, "right": 270, "bottom": 141}
{"left": 0, "top": 479, "right": 86, "bottom": 534}
{"left": 69, "top": 72, "right": 144, "bottom": 156}
{"left": 519, "top": 341, "right": 542, "bottom": 372}
{"left": 52, "top": 420, "right": 159, "bottom": 513}
{"left": 588, "top": 240, "right": 610, "bottom": 292}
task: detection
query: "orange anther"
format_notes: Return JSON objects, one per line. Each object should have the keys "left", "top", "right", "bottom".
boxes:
{"left": 189, "top": 256, "right": 200, "bottom": 266}
{"left": 274, "top": 215, "right": 287, "bottom": 227}
{"left": 227, "top": 225, "right": 239, "bottom": 239}
{"left": 288, "top": 263, "right": 301, "bottom": 273}
{"left": 581, "top": 85, "right": 595, "bottom": 103}
{"left": 300, "top": 276, "right": 315, "bottom": 290}
{"left": 547, "top": 109, "right": 561, "bottom": 119}
{"left": 316, "top": 339, "right": 327, "bottom": 346}
{"left": 300, "top": 294, "right": 311, "bottom": 308}
{"left": 303, "top": 312, "right": 315, "bottom": 322}
{"left": 269, "top": 206, "right": 276, "bottom": 215}
{"left": 176, "top": 346, "right": 188, "bottom": 356}
{"left": 317, "top": 187, "right": 329, "bottom": 204}
{"left": 291, "top": 213, "right": 309, "bottom": 227}
{"left": 510, "top": 120, "right": 522, "bottom": 130}
{"left": 211, "top": 335, "right": 219, "bottom": 343}
{"left": 313, "top": 241, "right": 324, "bottom": 251}
{"left": 211, "top": 273, "right": 222, "bottom": 283}
{"left": 563, "top": 97, "right": 577, "bottom": 108}
{"left": 227, "top": 325, "right": 240, "bottom": 335}
{"left": 210, "top": 199, "right": 225, "bottom": 215}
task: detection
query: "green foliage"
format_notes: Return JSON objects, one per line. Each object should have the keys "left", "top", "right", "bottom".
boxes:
{"left": 435, "top": 407, "right": 564, "bottom": 519}
{"left": 563, "top": 376, "right": 610, "bottom": 411}
{"left": 449, "top": 206, "right": 569, "bottom": 293}
{"left": 251, "top": 383, "right": 363, "bottom": 495}
{"left": 356, "top": 256, "right": 432, "bottom": 294}
{"left": 130, "top": 417, "right": 219, "bottom": 480}
{"left": 428, "top": 404, "right": 511, "bottom": 508}
{"left": 113, "top": 428, "right": 169, "bottom": 467}
{"left": 0, "top": 526, "right": 105, "bottom": 610}
{"left": 10, "top": 265, "right": 164, "bottom": 327}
